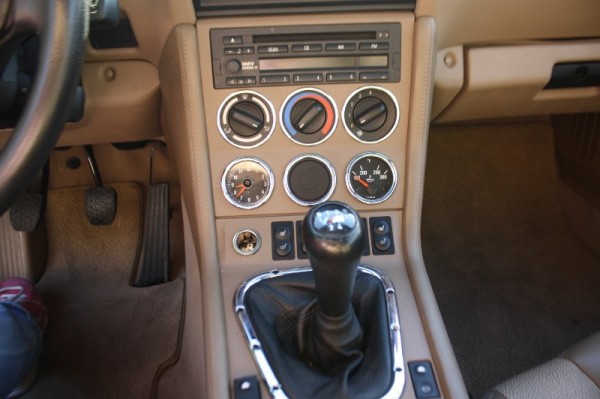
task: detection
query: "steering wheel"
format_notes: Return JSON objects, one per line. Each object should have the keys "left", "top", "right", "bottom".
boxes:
{"left": 0, "top": 0, "right": 86, "bottom": 215}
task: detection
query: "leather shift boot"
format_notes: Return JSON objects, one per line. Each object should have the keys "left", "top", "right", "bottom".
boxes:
{"left": 244, "top": 269, "right": 393, "bottom": 399}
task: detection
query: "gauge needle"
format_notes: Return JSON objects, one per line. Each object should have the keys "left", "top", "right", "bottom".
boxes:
{"left": 235, "top": 184, "right": 246, "bottom": 198}
{"left": 356, "top": 177, "right": 369, "bottom": 188}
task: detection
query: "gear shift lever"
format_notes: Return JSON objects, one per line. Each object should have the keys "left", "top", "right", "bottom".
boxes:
{"left": 302, "top": 201, "right": 365, "bottom": 370}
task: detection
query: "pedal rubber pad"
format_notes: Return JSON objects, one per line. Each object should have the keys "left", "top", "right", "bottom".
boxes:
{"left": 9, "top": 193, "right": 43, "bottom": 232}
{"left": 133, "top": 183, "right": 169, "bottom": 287}
{"left": 85, "top": 186, "right": 117, "bottom": 226}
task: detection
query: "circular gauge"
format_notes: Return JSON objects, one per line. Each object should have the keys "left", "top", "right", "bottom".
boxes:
{"left": 222, "top": 157, "right": 274, "bottom": 209}
{"left": 280, "top": 88, "right": 338, "bottom": 146}
{"left": 346, "top": 152, "right": 397, "bottom": 204}
{"left": 342, "top": 86, "right": 399, "bottom": 144}
{"left": 217, "top": 91, "right": 276, "bottom": 149}
{"left": 283, "top": 154, "right": 336, "bottom": 206}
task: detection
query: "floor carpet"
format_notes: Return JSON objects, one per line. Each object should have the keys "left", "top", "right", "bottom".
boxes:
{"left": 422, "top": 122, "right": 600, "bottom": 398}
{"left": 24, "top": 183, "right": 184, "bottom": 398}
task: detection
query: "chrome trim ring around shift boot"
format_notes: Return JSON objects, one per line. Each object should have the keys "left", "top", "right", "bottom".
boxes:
{"left": 234, "top": 266, "right": 406, "bottom": 399}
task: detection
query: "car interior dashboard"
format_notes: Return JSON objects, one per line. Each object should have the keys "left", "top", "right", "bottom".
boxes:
{"left": 1, "top": 0, "right": 599, "bottom": 398}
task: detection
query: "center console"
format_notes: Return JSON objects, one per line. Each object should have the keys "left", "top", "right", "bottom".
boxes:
{"left": 193, "top": 12, "right": 444, "bottom": 399}
{"left": 159, "top": 9, "right": 463, "bottom": 399}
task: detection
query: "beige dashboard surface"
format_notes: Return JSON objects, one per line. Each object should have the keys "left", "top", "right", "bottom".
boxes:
{"left": 417, "top": 0, "right": 600, "bottom": 49}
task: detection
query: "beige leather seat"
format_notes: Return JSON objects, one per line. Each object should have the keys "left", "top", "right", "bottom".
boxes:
{"left": 483, "top": 332, "right": 600, "bottom": 399}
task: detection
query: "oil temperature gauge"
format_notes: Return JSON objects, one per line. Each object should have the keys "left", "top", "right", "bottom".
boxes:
{"left": 346, "top": 152, "right": 397, "bottom": 204}
{"left": 222, "top": 157, "right": 274, "bottom": 209}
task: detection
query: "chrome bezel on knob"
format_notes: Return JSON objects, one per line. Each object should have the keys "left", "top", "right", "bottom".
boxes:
{"left": 342, "top": 86, "right": 400, "bottom": 144}
{"left": 279, "top": 87, "right": 338, "bottom": 147}
{"left": 217, "top": 90, "right": 276, "bottom": 149}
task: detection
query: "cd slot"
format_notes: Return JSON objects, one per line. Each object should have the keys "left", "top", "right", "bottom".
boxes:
{"left": 253, "top": 31, "right": 375, "bottom": 43}
{"left": 259, "top": 55, "right": 388, "bottom": 71}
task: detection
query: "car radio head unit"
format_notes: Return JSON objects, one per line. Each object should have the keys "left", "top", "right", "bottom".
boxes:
{"left": 210, "top": 23, "right": 401, "bottom": 89}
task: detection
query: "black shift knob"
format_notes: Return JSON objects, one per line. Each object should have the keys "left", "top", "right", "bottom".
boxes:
{"left": 302, "top": 201, "right": 365, "bottom": 318}
{"left": 302, "top": 201, "right": 365, "bottom": 371}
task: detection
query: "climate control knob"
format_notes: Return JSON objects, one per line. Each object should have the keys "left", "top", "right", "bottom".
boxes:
{"left": 218, "top": 90, "right": 275, "bottom": 148}
{"left": 343, "top": 86, "right": 399, "bottom": 143}
{"left": 281, "top": 88, "right": 337, "bottom": 146}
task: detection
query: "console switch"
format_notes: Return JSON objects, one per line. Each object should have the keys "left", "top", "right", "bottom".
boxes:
{"left": 233, "top": 375, "right": 261, "bottom": 399}
{"left": 370, "top": 217, "right": 395, "bottom": 255}
{"left": 272, "top": 222, "right": 295, "bottom": 260}
{"left": 408, "top": 361, "right": 440, "bottom": 398}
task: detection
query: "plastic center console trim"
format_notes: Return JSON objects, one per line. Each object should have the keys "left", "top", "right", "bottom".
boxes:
{"left": 234, "top": 265, "right": 406, "bottom": 399}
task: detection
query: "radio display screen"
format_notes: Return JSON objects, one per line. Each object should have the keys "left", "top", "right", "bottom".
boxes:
{"left": 259, "top": 55, "right": 388, "bottom": 71}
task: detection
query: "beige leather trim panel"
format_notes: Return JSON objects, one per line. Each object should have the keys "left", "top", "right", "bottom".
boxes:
{"left": 417, "top": 0, "right": 600, "bottom": 49}
{"left": 403, "top": 16, "right": 469, "bottom": 399}
{"left": 60, "top": 61, "right": 162, "bottom": 146}
{"left": 0, "top": 60, "right": 162, "bottom": 148}
{"left": 159, "top": 25, "right": 229, "bottom": 399}
{"left": 435, "top": 40, "right": 600, "bottom": 123}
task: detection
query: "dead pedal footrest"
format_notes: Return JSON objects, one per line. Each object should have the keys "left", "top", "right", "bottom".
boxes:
{"left": 133, "top": 183, "right": 170, "bottom": 287}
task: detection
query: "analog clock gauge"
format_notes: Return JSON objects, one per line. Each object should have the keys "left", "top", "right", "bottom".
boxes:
{"left": 222, "top": 157, "right": 274, "bottom": 209}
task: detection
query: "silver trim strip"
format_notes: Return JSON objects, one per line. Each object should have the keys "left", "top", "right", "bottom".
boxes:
{"left": 221, "top": 157, "right": 275, "bottom": 210}
{"left": 217, "top": 90, "right": 276, "bottom": 149}
{"left": 234, "top": 266, "right": 405, "bottom": 399}
{"left": 345, "top": 151, "right": 398, "bottom": 205}
{"left": 283, "top": 154, "right": 336, "bottom": 206}
{"left": 342, "top": 85, "right": 400, "bottom": 144}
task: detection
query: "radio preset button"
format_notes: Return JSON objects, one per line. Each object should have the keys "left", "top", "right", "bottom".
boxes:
{"left": 223, "top": 36, "right": 242, "bottom": 45}
{"left": 293, "top": 74, "right": 323, "bottom": 83}
{"left": 292, "top": 44, "right": 323, "bottom": 52}
{"left": 258, "top": 45, "right": 289, "bottom": 54}
{"left": 359, "top": 72, "right": 389, "bottom": 81}
{"left": 260, "top": 75, "right": 290, "bottom": 84}
{"left": 359, "top": 42, "right": 390, "bottom": 51}
{"left": 326, "top": 72, "right": 357, "bottom": 82}
{"left": 325, "top": 43, "right": 356, "bottom": 51}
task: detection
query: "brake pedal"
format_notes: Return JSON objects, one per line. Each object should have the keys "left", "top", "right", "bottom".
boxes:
{"left": 84, "top": 145, "right": 117, "bottom": 226}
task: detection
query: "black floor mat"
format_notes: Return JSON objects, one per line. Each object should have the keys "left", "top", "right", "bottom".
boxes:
{"left": 422, "top": 122, "right": 600, "bottom": 398}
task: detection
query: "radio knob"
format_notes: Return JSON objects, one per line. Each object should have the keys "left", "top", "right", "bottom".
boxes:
{"left": 353, "top": 97, "right": 387, "bottom": 132}
{"left": 228, "top": 101, "right": 264, "bottom": 137}
{"left": 226, "top": 59, "right": 242, "bottom": 74}
{"left": 291, "top": 99, "right": 326, "bottom": 134}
